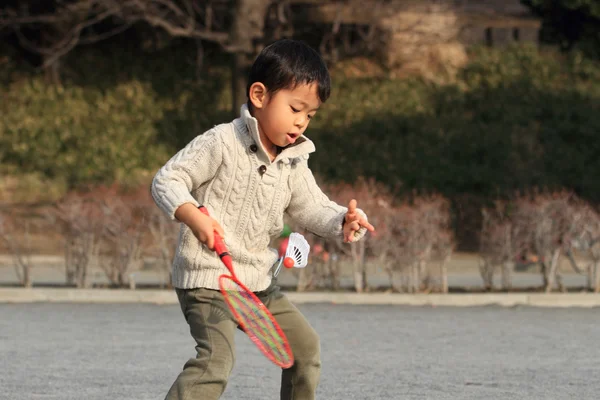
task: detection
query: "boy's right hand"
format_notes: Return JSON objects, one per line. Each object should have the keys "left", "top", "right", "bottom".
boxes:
{"left": 174, "top": 203, "right": 225, "bottom": 250}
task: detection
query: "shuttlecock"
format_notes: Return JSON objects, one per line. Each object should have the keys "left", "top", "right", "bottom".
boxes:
{"left": 283, "top": 233, "right": 310, "bottom": 268}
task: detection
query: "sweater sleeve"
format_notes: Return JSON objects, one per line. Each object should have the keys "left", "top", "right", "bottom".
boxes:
{"left": 151, "top": 128, "right": 223, "bottom": 220}
{"left": 285, "top": 157, "right": 368, "bottom": 241}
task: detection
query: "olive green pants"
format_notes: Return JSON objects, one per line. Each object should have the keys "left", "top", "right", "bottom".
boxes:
{"left": 165, "top": 283, "right": 321, "bottom": 400}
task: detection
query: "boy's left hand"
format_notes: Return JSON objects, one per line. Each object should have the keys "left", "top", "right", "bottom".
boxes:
{"left": 343, "top": 199, "right": 375, "bottom": 243}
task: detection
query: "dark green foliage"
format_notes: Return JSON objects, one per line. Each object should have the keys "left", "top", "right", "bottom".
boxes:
{"left": 0, "top": 40, "right": 231, "bottom": 187}
{"left": 309, "top": 45, "right": 600, "bottom": 202}
{"left": 2, "top": 43, "right": 599, "bottom": 205}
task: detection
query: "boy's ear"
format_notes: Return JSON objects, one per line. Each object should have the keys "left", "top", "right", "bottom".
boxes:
{"left": 248, "top": 82, "right": 268, "bottom": 109}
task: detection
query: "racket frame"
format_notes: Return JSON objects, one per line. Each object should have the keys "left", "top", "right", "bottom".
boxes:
{"left": 198, "top": 206, "right": 294, "bottom": 369}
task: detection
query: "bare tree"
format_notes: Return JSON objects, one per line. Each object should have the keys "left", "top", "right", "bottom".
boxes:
{"left": 378, "top": 195, "right": 453, "bottom": 294}
{"left": 566, "top": 203, "right": 600, "bottom": 292}
{"left": 435, "top": 223, "right": 455, "bottom": 294}
{"left": 479, "top": 202, "right": 517, "bottom": 291}
{"left": 148, "top": 205, "right": 179, "bottom": 288}
{"left": 0, "top": 212, "right": 34, "bottom": 288}
{"left": 228, "top": 0, "right": 276, "bottom": 111}
{"left": 0, "top": 0, "right": 279, "bottom": 111}
{"left": 368, "top": 204, "right": 399, "bottom": 291}
{"left": 1, "top": 1, "right": 230, "bottom": 65}
{"left": 319, "top": 177, "right": 453, "bottom": 293}
{"left": 415, "top": 195, "right": 454, "bottom": 293}
{"left": 52, "top": 193, "right": 103, "bottom": 288}
{"left": 512, "top": 191, "right": 583, "bottom": 293}
{"left": 322, "top": 178, "right": 392, "bottom": 292}
{"left": 99, "top": 197, "right": 146, "bottom": 287}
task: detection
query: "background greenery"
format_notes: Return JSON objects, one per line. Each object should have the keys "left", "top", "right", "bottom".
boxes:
{"left": 2, "top": 33, "right": 600, "bottom": 249}
{"left": 2, "top": 42, "right": 599, "bottom": 199}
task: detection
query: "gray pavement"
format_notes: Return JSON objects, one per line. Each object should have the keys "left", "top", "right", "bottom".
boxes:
{"left": 3, "top": 288, "right": 600, "bottom": 308}
{"left": 2, "top": 302, "right": 600, "bottom": 400}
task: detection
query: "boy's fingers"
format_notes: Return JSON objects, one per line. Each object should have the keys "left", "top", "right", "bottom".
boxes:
{"left": 214, "top": 222, "right": 225, "bottom": 238}
{"left": 206, "top": 231, "right": 215, "bottom": 250}
{"left": 345, "top": 201, "right": 358, "bottom": 223}
{"left": 360, "top": 218, "right": 375, "bottom": 232}
{"left": 347, "top": 199, "right": 357, "bottom": 215}
{"left": 348, "top": 199, "right": 357, "bottom": 211}
{"left": 348, "top": 220, "right": 360, "bottom": 233}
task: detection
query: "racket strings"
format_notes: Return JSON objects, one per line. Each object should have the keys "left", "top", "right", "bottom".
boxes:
{"left": 227, "top": 289, "right": 286, "bottom": 353}
{"left": 223, "top": 283, "right": 292, "bottom": 364}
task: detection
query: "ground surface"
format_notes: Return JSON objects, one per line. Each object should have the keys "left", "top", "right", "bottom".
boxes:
{"left": 1, "top": 303, "right": 598, "bottom": 399}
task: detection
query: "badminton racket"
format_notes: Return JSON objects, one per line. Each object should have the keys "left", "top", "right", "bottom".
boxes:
{"left": 198, "top": 206, "right": 294, "bottom": 369}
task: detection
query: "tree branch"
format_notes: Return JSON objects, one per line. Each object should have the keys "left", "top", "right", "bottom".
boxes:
{"left": 0, "top": 0, "right": 239, "bottom": 67}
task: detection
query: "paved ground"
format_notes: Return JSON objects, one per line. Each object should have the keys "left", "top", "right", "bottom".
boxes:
{"left": 2, "top": 302, "right": 599, "bottom": 399}
{"left": 4, "top": 287, "right": 600, "bottom": 308}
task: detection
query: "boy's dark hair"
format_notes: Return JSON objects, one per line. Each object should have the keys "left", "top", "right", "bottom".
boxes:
{"left": 246, "top": 39, "right": 331, "bottom": 106}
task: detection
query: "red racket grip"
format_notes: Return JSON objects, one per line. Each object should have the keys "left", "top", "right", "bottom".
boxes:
{"left": 198, "top": 206, "right": 234, "bottom": 272}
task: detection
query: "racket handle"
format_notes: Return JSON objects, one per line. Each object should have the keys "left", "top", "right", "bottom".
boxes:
{"left": 212, "top": 233, "right": 229, "bottom": 259}
{"left": 198, "top": 206, "right": 233, "bottom": 270}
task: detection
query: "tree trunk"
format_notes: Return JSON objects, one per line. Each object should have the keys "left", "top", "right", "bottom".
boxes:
{"left": 594, "top": 262, "right": 600, "bottom": 293}
{"left": 228, "top": 0, "right": 272, "bottom": 116}
{"left": 22, "top": 265, "right": 32, "bottom": 288}
{"left": 479, "top": 259, "right": 494, "bottom": 291}
{"left": 501, "top": 261, "right": 512, "bottom": 291}
{"left": 386, "top": 267, "right": 395, "bottom": 292}
{"left": 231, "top": 52, "right": 251, "bottom": 116}
{"left": 325, "top": 247, "right": 340, "bottom": 290}
{"left": 586, "top": 263, "right": 594, "bottom": 291}
{"left": 418, "top": 259, "right": 428, "bottom": 291}
{"left": 360, "top": 241, "right": 368, "bottom": 291}
{"left": 160, "top": 247, "right": 173, "bottom": 289}
{"left": 351, "top": 240, "right": 367, "bottom": 292}
{"left": 44, "top": 60, "right": 61, "bottom": 85}
{"left": 440, "top": 256, "right": 449, "bottom": 294}
{"left": 411, "top": 263, "right": 419, "bottom": 293}
{"left": 296, "top": 267, "right": 311, "bottom": 292}
{"left": 353, "top": 261, "right": 364, "bottom": 292}
{"left": 540, "top": 261, "right": 548, "bottom": 289}
{"left": 544, "top": 249, "right": 561, "bottom": 293}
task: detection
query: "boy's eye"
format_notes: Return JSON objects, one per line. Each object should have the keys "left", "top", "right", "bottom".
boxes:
{"left": 290, "top": 106, "right": 299, "bottom": 113}
{"left": 307, "top": 114, "right": 314, "bottom": 120}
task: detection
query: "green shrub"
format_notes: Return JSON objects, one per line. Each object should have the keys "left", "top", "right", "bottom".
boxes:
{"left": 1, "top": 78, "right": 168, "bottom": 185}
{"left": 0, "top": 42, "right": 231, "bottom": 188}
{"left": 308, "top": 45, "right": 600, "bottom": 202}
{"left": 2, "top": 43, "right": 600, "bottom": 204}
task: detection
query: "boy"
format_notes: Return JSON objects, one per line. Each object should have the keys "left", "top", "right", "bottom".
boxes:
{"left": 151, "top": 39, "right": 374, "bottom": 400}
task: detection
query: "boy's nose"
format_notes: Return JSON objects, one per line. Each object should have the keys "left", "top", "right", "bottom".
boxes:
{"left": 294, "top": 116, "right": 306, "bottom": 127}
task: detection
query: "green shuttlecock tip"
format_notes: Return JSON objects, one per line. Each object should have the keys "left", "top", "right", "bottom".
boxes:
{"left": 280, "top": 224, "right": 292, "bottom": 238}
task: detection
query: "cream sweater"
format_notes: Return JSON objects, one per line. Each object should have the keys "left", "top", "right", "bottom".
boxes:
{"left": 151, "top": 105, "right": 368, "bottom": 291}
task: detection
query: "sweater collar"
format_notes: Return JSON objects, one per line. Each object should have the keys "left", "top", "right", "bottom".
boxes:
{"left": 238, "top": 104, "right": 316, "bottom": 164}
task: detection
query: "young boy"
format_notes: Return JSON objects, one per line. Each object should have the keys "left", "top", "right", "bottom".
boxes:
{"left": 151, "top": 39, "right": 374, "bottom": 400}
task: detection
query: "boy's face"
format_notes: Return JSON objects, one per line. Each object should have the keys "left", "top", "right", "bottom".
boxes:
{"left": 252, "top": 83, "right": 320, "bottom": 155}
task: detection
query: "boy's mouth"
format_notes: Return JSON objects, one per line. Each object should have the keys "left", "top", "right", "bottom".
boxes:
{"left": 287, "top": 133, "right": 299, "bottom": 144}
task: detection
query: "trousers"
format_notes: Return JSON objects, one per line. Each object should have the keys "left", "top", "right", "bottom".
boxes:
{"left": 165, "top": 282, "right": 321, "bottom": 400}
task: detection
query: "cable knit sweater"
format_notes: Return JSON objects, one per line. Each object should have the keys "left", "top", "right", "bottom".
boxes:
{"left": 151, "top": 105, "right": 368, "bottom": 291}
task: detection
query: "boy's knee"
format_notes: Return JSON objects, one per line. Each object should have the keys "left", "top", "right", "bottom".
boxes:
{"left": 216, "top": 347, "right": 236, "bottom": 377}
{"left": 295, "top": 327, "right": 321, "bottom": 366}
{"left": 183, "top": 347, "right": 235, "bottom": 379}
